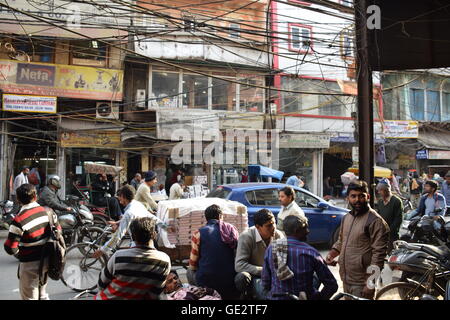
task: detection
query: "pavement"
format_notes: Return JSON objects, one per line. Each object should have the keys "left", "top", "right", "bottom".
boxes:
{"left": 0, "top": 229, "right": 395, "bottom": 300}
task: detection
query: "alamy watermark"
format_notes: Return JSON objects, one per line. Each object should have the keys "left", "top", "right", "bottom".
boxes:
{"left": 170, "top": 128, "right": 280, "bottom": 170}
{"left": 367, "top": 5, "right": 381, "bottom": 30}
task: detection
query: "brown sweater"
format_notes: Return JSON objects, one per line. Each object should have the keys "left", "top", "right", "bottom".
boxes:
{"left": 332, "top": 207, "right": 390, "bottom": 286}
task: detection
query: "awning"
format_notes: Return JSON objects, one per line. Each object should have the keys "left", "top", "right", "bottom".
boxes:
{"left": 348, "top": 166, "right": 392, "bottom": 178}
{"left": 248, "top": 165, "right": 284, "bottom": 181}
{"left": 418, "top": 130, "right": 450, "bottom": 151}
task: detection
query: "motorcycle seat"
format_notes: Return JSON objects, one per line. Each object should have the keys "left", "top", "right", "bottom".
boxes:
{"left": 419, "top": 244, "right": 450, "bottom": 259}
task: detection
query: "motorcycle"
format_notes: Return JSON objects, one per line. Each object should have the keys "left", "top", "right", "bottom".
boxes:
{"left": 378, "top": 216, "right": 450, "bottom": 299}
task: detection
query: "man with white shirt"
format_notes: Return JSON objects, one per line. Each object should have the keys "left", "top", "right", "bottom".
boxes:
{"left": 277, "top": 186, "right": 307, "bottom": 232}
{"left": 169, "top": 180, "right": 185, "bottom": 200}
{"left": 93, "top": 185, "right": 164, "bottom": 258}
{"left": 12, "top": 166, "right": 30, "bottom": 203}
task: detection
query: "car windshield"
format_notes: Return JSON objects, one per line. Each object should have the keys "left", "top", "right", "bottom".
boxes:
{"left": 206, "top": 187, "right": 231, "bottom": 199}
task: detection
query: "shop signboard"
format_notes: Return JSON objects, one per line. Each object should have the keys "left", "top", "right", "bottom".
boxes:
{"left": 416, "top": 149, "right": 429, "bottom": 160}
{"left": 2, "top": 94, "right": 57, "bottom": 113}
{"left": 330, "top": 132, "right": 385, "bottom": 144}
{"left": 0, "top": 59, "right": 123, "bottom": 101}
{"left": 279, "top": 133, "right": 330, "bottom": 149}
{"left": 383, "top": 120, "right": 419, "bottom": 138}
{"left": 60, "top": 131, "right": 121, "bottom": 148}
{"left": 428, "top": 150, "right": 450, "bottom": 160}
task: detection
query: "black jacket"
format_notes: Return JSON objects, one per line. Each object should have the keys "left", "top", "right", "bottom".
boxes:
{"left": 38, "top": 186, "right": 69, "bottom": 212}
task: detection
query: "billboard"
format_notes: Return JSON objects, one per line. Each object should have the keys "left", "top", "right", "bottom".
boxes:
{"left": 2, "top": 94, "right": 57, "bottom": 113}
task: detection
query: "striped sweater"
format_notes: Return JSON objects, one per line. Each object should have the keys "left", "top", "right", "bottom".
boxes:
{"left": 95, "top": 245, "right": 171, "bottom": 300}
{"left": 4, "top": 202, "right": 59, "bottom": 262}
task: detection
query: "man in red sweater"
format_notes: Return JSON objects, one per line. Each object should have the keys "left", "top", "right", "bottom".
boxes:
{"left": 4, "top": 183, "right": 60, "bottom": 300}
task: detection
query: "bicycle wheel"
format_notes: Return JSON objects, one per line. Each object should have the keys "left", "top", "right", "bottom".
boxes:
{"left": 375, "top": 282, "right": 426, "bottom": 300}
{"left": 61, "top": 243, "right": 107, "bottom": 292}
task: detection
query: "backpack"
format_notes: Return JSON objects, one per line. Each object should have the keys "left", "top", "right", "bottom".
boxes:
{"left": 28, "top": 171, "right": 39, "bottom": 185}
{"left": 39, "top": 208, "right": 66, "bottom": 286}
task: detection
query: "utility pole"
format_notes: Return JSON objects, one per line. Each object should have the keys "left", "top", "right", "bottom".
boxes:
{"left": 354, "top": 0, "right": 375, "bottom": 206}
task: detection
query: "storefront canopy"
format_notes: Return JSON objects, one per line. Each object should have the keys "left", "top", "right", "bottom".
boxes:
{"left": 248, "top": 165, "right": 284, "bottom": 181}
{"left": 418, "top": 130, "right": 450, "bottom": 151}
{"left": 347, "top": 166, "right": 392, "bottom": 178}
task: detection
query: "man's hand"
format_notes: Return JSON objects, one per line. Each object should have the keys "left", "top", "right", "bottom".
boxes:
{"left": 325, "top": 248, "right": 339, "bottom": 266}
{"left": 107, "top": 221, "right": 118, "bottom": 231}
{"left": 362, "top": 285, "right": 375, "bottom": 299}
{"left": 66, "top": 207, "right": 73, "bottom": 212}
{"left": 92, "top": 250, "right": 104, "bottom": 259}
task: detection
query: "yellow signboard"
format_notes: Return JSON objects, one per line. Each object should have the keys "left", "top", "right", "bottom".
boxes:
{"left": 0, "top": 59, "right": 123, "bottom": 101}
{"left": 60, "top": 131, "right": 121, "bottom": 148}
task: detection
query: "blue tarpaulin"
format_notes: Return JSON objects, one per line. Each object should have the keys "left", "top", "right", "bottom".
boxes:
{"left": 248, "top": 165, "right": 284, "bottom": 181}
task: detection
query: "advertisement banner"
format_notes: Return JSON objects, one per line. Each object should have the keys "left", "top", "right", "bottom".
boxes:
{"left": 279, "top": 133, "right": 330, "bottom": 149}
{"left": 0, "top": 59, "right": 123, "bottom": 101}
{"left": 60, "top": 131, "right": 121, "bottom": 148}
{"left": 2, "top": 94, "right": 57, "bottom": 113}
{"left": 428, "top": 150, "right": 450, "bottom": 160}
{"left": 383, "top": 120, "right": 419, "bottom": 138}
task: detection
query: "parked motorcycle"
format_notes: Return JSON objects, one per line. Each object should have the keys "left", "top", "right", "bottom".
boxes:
{"left": 0, "top": 200, "right": 19, "bottom": 230}
{"left": 399, "top": 209, "right": 450, "bottom": 245}
{"left": 376, "top": 217, "right": 450, "bottom": 300}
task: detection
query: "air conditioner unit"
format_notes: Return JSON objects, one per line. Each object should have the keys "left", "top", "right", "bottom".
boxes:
{"left": 136, "top": 89, "right": 147, "bottom": 109}
{"left": 96, "top": 102, "right": 119, "bottom": 120}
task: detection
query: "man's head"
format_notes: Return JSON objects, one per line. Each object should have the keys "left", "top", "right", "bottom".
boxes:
{"left": 135, "top": 173, "right": 142, "bottom": 182}
{"left": 47, "top": 175, "right": 62, "bottom": 190}
{"left": 16, "top": 183, "right": 37, "bottom": 205}
{"left": 254, "top": 209, "right": 276, "bottom": 241}
{"left": 99, "top": 173, "right": 107, "bottom": 181}
{"left": 164, "top": 270, "right": 182, "bottom": 294}
{"left": 347, "top": 180, "right": 370, "bottom": 214}
{"left": 22, "top": 166, "right": 30, "bottom": 175}
{"left": 283, "top": 215, "right": 309, "bottom": 242}
{"left": 178, "top": 179, "right": 185, "bottom": 188}
{"left": 279, "top": 186, "right": 295, "bottom": 207}
{"left": 424, "top": 180, "right": 438, "bottom": 194}
{"left": 144, "top": 170, "right": 158, "bottom": 187}
{"left": 445, "top": 171, "right": 450, "bottom": 185}
{"left": 204, "top": 204, "right": 222, "bottom": 221}
{"left": 117, "top": 185, "right": 135, "bottom": 206}
{"left": 129, "top": 217, "right": 157, "bottom": 246}
{"left": 376, "top": 178, "right": 391, "bottom": 198}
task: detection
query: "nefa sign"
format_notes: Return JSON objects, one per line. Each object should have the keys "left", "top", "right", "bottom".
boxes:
{"left": 16, "top": 63, "right": 55, "bottom": 86}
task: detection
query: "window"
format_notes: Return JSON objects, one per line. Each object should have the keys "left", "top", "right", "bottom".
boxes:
{"left": 151, "top": 71, "right": 180, "bottom": 108}
{"left": 443, "top": 92, "right": 450, "bottom": 121}
{"left": 212, "top": 78, "right": 236, "bottom": 111}
{"left": 182, "top": 74, "right": 209, "bottom": 109}
{"left": 409, "top": 89, "right": 425, "bottom": 120}
{"left": 341, "top": 31, "right": 354, "bottom": 59}
{"left": 245, "top": 189, "right": 279, "bottom": 206}
{"left": 289, "top": 24, "right": 312, "bottom": 53}
{"left": 229, "top": 23, "right": 240, "bottom": 39}
{"left": 206, "top": 187, "right": 231, "bottom": 199}
{"left": 239, "top": 77, "right": 264, "bottom": 112}
{"left": 71, "top": 40, "right": 107, "bottom": 67}
{"left": 14, "top": 40, "right": 54, "bottom": 63}
{"left": 295, "top": 190, "right": 319, "bottom": 208}
{"left": 427, "top": 90, "right": 441, "bottom": 122}
{"left": 340, "top": 0, "right": 353, "bottom": 7}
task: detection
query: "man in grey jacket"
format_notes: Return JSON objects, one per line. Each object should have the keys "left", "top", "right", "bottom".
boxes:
{"left": 234, "top": 209, "right": 284, "bottom": 299}
{"left": 38, "top": 175, "right": 73, "bottom": 215}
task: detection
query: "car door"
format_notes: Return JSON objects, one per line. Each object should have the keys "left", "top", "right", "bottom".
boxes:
{"left": 244, "top": 188, "right": 281, "bottom": 226}
{"left": 294, "top": 189, "right": 329, "bottom": 243}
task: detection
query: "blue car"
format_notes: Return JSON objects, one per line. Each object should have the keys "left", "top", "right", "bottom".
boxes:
{"left": 207, "top": 183, "right": 349, "bottom": 245}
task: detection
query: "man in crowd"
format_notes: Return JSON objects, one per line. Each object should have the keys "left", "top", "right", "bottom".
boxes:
{"left": 326, "top": 180, "right": 389, "bottom": 299}
{"left": 410, "top": 172, "right": 423, "bottom": 208}
{"left": 169, "top": 179, "right": 185, "bottom": 200}
{"left": 95, "top": 217, "right": 171, "bottom": 300}
{"left": 440, "top": 171, "right": 450, "bottom": 215}
{"left": 188, "top": 204, "right": 239, "bottom": 299}
{"left": 12, "top": 166, "right": 29, "bottom": 203}
{"left": 91, "top": 173, "right": 122, "bottom": 220}
{"left": 376, "top": 178, "right": 403, "bottom": 253}
{"left": 277, "top": 186, "right": 306, "bottom": 232}
{"left": 234, "top": 209, "right": 284, "bottom": 300}
{"left": 164, "top": 270, "right": 221, "bottom": 300}
{"left": 418, "top": 180, "right": 446, "bottom": 217}
{"left": 4, "top": 184, "right": 61, "bottom": 300}
{"left": 286, "top": 173, "right": 302, "bottom": 188}
{"left": 130, "top": 173, "right": 142, "bottom": 191}
{"left": 38, "top": 175, "right": 73, "bottom": 216}
{"left": 93, "top": 185, "right": 162, "bottom": 258}
{"left": 135, "top": 171, "right": 159, "bottom": 213}
{"left": 262, "top": 215, "right": 338, "bottom": 300}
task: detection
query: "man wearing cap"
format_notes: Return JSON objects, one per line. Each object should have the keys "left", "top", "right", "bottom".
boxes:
{"left": 441, "top": 171, "right": 450, "bottom": 216}
{"left": 135, "top": 171, "right": 159, "bottom": 213}
{"left": 12, "top": 166, "right": 30, "bottom": 203}
{"left": 376, "top": 178, "right": 403, "bottom": 254}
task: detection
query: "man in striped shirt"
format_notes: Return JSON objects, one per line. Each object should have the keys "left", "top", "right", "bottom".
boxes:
{"left": 95, "top": 217, "right": 171, "bottom": 300}
{"left": 4, "top": 183, "right": 60, "bottom": 300}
